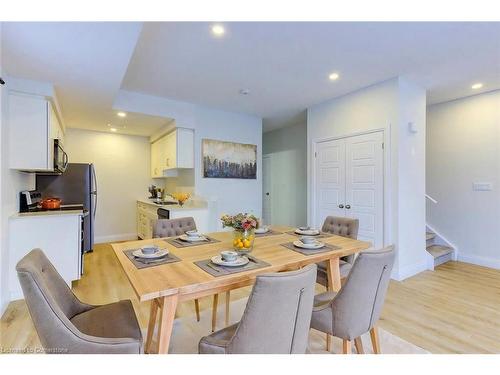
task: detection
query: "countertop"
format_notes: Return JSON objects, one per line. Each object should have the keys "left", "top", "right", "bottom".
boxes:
{"left": 11, "top": 209, "right": 88, "bottom": 219}
{"left": 138, "top": 198, "right": 208, "bottom": 211}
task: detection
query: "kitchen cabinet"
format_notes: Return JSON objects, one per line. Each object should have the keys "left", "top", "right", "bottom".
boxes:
{"left": 8, "top": 92, "right": 64, "bottom": 171}
{"left": 151, "top": 128, "right": 194, "bottom": 178}
{"left": 9, "top": 212, "right": 85, "bottom": 300}
{"left": 137, "top": 201, "right": 158, "bottom": 239}
{"left": 137, "top": 200, "right": 209, "bottom": 239}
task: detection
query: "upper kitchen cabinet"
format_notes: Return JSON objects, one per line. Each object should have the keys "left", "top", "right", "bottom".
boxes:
{"left": 8, "top": 92, "right": 65, "bottom": 171}
{"left": 151, "top": 128, "right": 194, "bottom": 178}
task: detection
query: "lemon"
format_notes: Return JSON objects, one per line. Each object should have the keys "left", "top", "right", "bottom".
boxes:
{"left": 243, "top": 240, "right": 251, "bottom": 248}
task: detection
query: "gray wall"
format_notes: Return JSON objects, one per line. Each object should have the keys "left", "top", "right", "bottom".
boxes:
{"left": 427, "top": 90, "right": 500, "bottom": 269}
{"left": 263, "top": 122, "right": 307, "bottom": 226}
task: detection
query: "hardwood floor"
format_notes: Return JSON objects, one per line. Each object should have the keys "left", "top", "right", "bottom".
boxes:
{"left": 1, "top": 243, "right": 500, "bottom": 353}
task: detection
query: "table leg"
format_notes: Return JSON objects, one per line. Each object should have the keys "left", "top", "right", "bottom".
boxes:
{"left": 145, "top": 299, "right": 159, "bottom": 354}
{"left": 211, "top": 294, "right": 219, "bottom": 332}
{"left": 157, "top": 294, "right": 179, "bottom": 354}
{"left": 225, "top": 291, "right": 231, "bottom": 326}
{"left": 325, "top": 257, "right": 341, "bottom": 351}
{"left": 326, "top": 257, "right": 341, "bottom": 292}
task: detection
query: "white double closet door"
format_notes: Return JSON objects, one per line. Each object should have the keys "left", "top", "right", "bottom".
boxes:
{"left": 314, "top": 131, "right": 384, "bottom": 248}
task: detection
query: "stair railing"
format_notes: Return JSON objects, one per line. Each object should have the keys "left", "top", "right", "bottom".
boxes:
{"left": 425, "top": 194, "right": 438, "bottom": 204}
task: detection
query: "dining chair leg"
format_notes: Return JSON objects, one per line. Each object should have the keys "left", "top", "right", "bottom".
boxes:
{"left": 145, "top": 299, "right": 159, "bottom": 354}
{"left": 342, "top": 339, "right": 351, "bottom": 354}
{"left": 211, "top": 294, "right": 219, "bottom": 332}
{"left": 225, "top": 291, "right": 231, "bottom": 326}
{"left": 326, "top": 333, "right": 332, "bottom": 352}
{"left": 370, "top": 326, "right": 381, "bottom": 354}
{"left": 354, "top": 337, "right": 364, "bottom": 354}
{"left": 194, "top": 299, "right": 200, "bottom": 322}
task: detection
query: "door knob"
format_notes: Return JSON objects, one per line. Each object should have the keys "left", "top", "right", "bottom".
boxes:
{"left": 345, "top": 204, "right": 351, "bottom": 209}
{"left": 338, "top": 204, "right": 344, "bottom": 209}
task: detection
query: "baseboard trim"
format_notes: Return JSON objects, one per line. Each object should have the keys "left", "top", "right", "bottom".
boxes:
{"left": 458, "top": 254, "right": 500, "bottom": 270}
{"left": 392, "top": 261, "right": 428, "bottom": 281}
{"left": 94, "top": 233, "right": 138, "bottom": 245}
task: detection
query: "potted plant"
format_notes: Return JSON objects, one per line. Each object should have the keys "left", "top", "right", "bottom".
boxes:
{"left": 220, "top": 213, "right": 259, "bottom": 253}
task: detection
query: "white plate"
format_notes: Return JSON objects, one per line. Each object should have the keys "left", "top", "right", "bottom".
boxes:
{"left": 211, "top": 255, "right": 249, "bottom": 267}
{"left": 293, "top": 240, "right": 325, "bottom": 250}
{"left": 255, "top": 227, "right": 269, "bottom": 234}
{"left": 295, "top": 228, "right": 320, "bottom": 236}
{"left": 179, "top": 234, "right": 207, "bottom": 242}
{"left": 132, "top": 249, "right": 169, "bottom": 259}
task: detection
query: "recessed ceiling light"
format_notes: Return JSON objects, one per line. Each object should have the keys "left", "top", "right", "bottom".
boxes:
{"left": 329, "top": 72, "right": 340, "bottom": 81}
{"left": 117, "top": 111, "right": 127, "bottom": 118}
{"left": 471, "top": 83, "right": 483, "bottom": 90}
{"left": 211, "top": 24, "right": 225, "bottom": 37}
{"left": 110, "top": 128, "right": 117, "bottom": 132}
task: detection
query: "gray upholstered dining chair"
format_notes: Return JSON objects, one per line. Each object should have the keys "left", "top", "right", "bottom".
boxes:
{"left": 310, "top": 246, "right": 395, "bottom": 354}
{"left": 153, "top": 216, "right": 223, "bottom": 331}
{"left": 153, "top": 216, "right": 198, "bottom": 238}
{"left": 316, "top": 216, "right": 359, "bottom": 287}
{"left": 16, "top": 249, "right": 143, "bottom": 354}
{"left": 199, "top": 264, "right": 317, "bottom": 354}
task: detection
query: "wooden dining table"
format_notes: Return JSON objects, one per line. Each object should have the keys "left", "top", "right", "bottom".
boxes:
{"left": 111, "top": 225, "right": 371, "bottom": 354}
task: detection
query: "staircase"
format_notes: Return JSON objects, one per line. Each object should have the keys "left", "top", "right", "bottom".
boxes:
{"left": 426, "top": 229, "right": 454, "bottom": 267}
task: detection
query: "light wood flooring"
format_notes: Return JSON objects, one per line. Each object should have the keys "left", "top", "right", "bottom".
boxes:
{"left": 1, "top": 243, "right": 500, "bottom": 353}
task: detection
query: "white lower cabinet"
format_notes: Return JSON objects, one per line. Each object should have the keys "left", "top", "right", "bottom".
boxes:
{"left": 9, "top": 213, "right": 84, "bottom": 300}
{"left": 137, "top": 201, "right": 209, "bottom": 239}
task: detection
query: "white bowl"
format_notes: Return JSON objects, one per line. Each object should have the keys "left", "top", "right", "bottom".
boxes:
{"left": 141, "top": 245, "right": 159, "bottom": 255}
{"left": 186, "top": 230, "right": 200, "bottom": 237}
{"left": 221, "top": 250, "right": 238, "bottom": 262}
{"left": 300, "top": 236, "right": 317, "bottom": 245}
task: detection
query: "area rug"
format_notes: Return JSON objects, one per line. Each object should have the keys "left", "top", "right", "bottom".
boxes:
{"left": 146, "top": 297, "right": 429, "bottom": 354}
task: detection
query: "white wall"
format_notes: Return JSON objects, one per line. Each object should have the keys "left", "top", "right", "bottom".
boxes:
{"left": 0, "top": 74, "right": 36, "bottom": 312}
{"left": 427, "top": 90, "right": 500, "bottom": 268}
{"left": 307, "top": 77, "right": 427, "bottom": 280}
{"left": 64, "top": 128, "right": 154, "bottom": 243}
{"left": 114, "top": 91, "right": 263, "bottom": 231}
{"left": 263, "top": 122, "right": 307, "bottom": 226}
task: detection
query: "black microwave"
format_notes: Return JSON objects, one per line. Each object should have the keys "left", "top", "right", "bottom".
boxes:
{"left": 54, "top": 139, "right": 69, "bottom": 173}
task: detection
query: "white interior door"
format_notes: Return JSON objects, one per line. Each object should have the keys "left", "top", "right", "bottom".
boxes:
{"left": 345, "top": 132, "right": 384, "bottom": 247}
{"left": 315, "top": 139, "right": 345, "bottom": 229}
{"left": 262, "top": 155, "right": 272, "bottom": 225}
{"left": 314, "top": 131, "right": 384, "bottom": 248}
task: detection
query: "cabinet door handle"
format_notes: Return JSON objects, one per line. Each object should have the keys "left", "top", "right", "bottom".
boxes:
{"left": 345, "top": 204, "right": 351, "bottom": 209}
{"left": 338, "top": 204, "right": 344, "bottom": 209}
{"left": 166, "top": 158, "right": 170, "bottom": 167}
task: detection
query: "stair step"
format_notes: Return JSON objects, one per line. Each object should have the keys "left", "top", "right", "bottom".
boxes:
{"left": 426, "top": 245, "right": 453, "bottom": 259}
{"left": 426, "top": 232, "right": 436, "bottom": 241}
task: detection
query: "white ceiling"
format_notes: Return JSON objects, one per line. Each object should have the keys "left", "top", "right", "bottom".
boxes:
{"left": 3, "top": 22, "right": 500, "bottom": 134}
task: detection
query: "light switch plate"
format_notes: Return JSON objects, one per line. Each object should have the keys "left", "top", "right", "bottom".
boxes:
{"left": 473, "top": 182, "right": 493, "bottom": 191}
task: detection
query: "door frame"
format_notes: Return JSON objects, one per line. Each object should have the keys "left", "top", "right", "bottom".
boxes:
{"left": 262, "top": 154, "right": 273, "bottom": 225}
{"left": 310, "top": 127, "right": 391, "bottom": 247}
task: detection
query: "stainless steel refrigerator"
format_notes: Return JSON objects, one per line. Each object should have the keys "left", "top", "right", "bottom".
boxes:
{"left": 36, "top": 163, "right": 97, "bottom": 252}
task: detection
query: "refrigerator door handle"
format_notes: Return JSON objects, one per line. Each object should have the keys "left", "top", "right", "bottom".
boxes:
{"left": 91, "top": 165, "right": 97, "bottom": 219}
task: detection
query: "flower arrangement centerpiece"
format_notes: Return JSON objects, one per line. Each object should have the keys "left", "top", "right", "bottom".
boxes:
{"left": 221, "top": 213, "right": 259, "bottom": 253}
{"left": 170, "top": 192, "right": 191, "bottom": 206}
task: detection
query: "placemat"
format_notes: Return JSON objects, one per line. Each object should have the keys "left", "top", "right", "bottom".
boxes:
{"left": 254, "top": 229, "right": 283, "bottom": 237}
{"left": 285, "top": 230, "right": 334, "bottom": 239}
{"left": 194, "top": 255, "right": 270, "bottom": 277}
{"left": 281, "top": 241, "right": 340, "bottom": 256}
{"left": 124, "top": 249, "right": 181, "bottom": 269}
{"left": 165, "top": 235, "right": 221, "bottom": 248}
